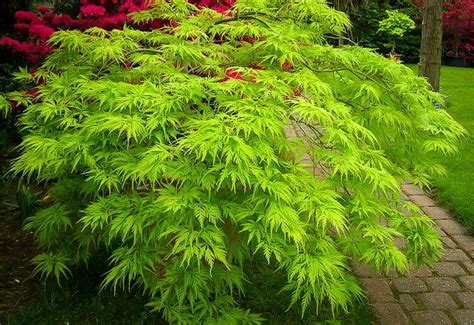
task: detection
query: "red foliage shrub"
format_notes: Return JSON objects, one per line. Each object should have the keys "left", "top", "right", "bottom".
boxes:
{"left": 0, "top": 0, "right": 235, "bottom": 64}
{"left": 443, "top": 0, "right": 474, "bottom": 60}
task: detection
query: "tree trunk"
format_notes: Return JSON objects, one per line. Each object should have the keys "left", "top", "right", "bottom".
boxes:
{"left": 419, "top": 0, "right": 443, "bottom": 92}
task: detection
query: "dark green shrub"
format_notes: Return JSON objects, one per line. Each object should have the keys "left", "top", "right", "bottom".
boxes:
{"left": 0, "top": 0, "right": 465, "bottom": 323}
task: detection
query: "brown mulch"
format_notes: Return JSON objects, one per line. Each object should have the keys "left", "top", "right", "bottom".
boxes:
{"left": 0, "top": 185, "right": 39, "bottom": 319}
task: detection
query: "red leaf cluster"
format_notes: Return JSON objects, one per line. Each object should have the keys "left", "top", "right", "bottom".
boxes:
{"left": 224, "top": 68, "right": 244, "bottom": 81}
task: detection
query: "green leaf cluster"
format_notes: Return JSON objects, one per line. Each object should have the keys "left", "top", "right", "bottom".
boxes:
{"left": 2, "top": 0, "right": 466, "bottom": 323}
{"left": 377, "top": 9, "right": 416, "bottom": 52}
{"left": 378, "top": 9, "right": 416, "bottom": 38}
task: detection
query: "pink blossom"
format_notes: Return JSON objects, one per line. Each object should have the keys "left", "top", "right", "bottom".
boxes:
{"left": 15, "top": 11, "right": 40, "bottom": 23}
{"left": 29, "top": 25, "right": 55, "bottom": 42}
{"left": 80, "top": 5, "right": 107, "bottom": 17}
{"left": 14, "top": 23, "right": 31, "bottom": 31}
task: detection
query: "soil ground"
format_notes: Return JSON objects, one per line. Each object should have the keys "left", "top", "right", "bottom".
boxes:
{"left": 0, "top": 184, "right": 38, "bottom": 322}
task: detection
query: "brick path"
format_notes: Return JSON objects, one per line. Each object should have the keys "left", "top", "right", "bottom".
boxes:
{"left": 287, "top": 122, "right": 474, "bottom": 325}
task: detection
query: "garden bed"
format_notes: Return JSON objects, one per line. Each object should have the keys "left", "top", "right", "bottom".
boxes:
{"left": 0, "top": 184, "right": 38, "bottom": 321}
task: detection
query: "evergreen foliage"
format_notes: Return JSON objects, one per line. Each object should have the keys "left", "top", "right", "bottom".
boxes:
{"left": 0, "top": 0, "right": 466, "bottom": 323}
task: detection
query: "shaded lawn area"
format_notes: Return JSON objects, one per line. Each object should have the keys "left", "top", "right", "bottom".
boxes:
{"left": 409, "top": 65, "right": 474, "bottom": 231}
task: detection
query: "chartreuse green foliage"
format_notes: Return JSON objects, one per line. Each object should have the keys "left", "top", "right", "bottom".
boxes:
{"left": 0, "top": 0, "right": 466, "bottom": 323}
{"left": 377, "top": 9, "right": 416, "bottom": 52}
{"left": 378, "top": 10, "right": 416, "bottom": 38}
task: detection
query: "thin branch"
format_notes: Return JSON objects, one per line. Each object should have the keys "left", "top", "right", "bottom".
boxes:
{"left": 325, "top": 34, "right": 357, "bottom": 46}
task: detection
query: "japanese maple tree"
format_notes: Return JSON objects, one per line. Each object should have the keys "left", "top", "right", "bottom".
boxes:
{"left": 0, "top": 0, "right": 466, "bottom": 323}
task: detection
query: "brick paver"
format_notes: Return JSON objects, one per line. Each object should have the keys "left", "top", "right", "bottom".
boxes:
{"left": 288, "top": 123, "right": 474, "bottom": 324}
{"left": 422, "top": 206, "right": 451, "bottom": 220}
{"left": 436, "top": 220, "right": 468, "bottom": 236}
{"left": 464, "top": 262, "right": 474, "bottom": 274}
{"left": 443, "top": 236, "right": 459, "bottom": 249}
{"left": 360, "top": 278, "right": 396, "bottom": 302}
{"left": 409, "top": 194, "right": 437, "bottom": 207}
{"left": 453, "top": 235, "right": 474, "bottom": 251}
{"left": 399, "top": 294, "right": 419, "bottom": 311}
{"left": 417, "top": 292, "right": 458, "bottom": 310}
{"left": 373, "top": 303, "right": 410, "bottom": 325}
{"left": 401, "top": 183, "right": 425, "bottom": 196}
{"left": 444, "top": 249, "right": 471, "bottom": 262}
{"left": 452, "top": 310, "right": 474, "bottom": 325}
{"left": 456, "top": 292, "right": 474, "bottom": 309}
{"left": 425, "top": 277, "right": 461, "bottom": 292}
{"left": 460, "top": 276, "right": 474, "bottom": 291}
{"left": 409, "top": 265, "right": 433, "bottom": 277}
{"left": 392, "top": 278, "right": 429, "bottom": 293}
{"left": 434, "top": 262, "right": 468, "bottom": 277}
{"left": 411, "top": 310, "right": 452, "bottom": 324}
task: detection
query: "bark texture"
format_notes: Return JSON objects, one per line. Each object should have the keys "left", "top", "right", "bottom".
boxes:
{"left": 419, "top": 0, "right": 443, "bottom": 92}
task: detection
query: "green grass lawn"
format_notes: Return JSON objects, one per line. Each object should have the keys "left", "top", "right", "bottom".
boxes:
{"left": 409, "top": 65, "right": 474, "bottom": 231}
{"left": 435, "top": 66, "right": 474, "bottom": 232}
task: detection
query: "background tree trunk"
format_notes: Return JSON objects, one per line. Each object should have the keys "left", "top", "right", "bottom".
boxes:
{"left": 419, "top": 0, "right": 443, "bottom": 92}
